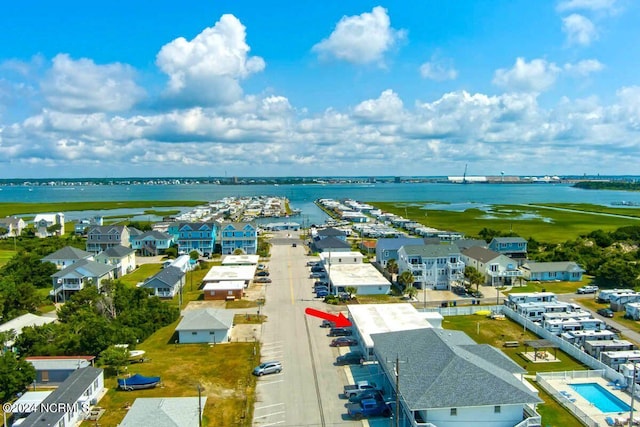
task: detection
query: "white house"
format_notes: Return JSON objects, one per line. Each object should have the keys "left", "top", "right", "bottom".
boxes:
{"left": 141, "top": 266, "right": 185, "bottom": 298}
{"left": 94, "top": 245, "right": 137, "bottom": 278}
{"left": 461, "top": 246, "right": 522, "bottom": 286}
{"left": 41, "top": 246, "right": 94, "bottom": 270}
{"left": 119, "top": 397, "right": 206, "bottom": 427}
{"left": 397, "top": 244, "right": 465, "bottom": 290}
{"left": 33, "top": 213, "right": 65, "bottom": 238}
{"left": 175, "top": 309, "right": 234, "bottom": 344}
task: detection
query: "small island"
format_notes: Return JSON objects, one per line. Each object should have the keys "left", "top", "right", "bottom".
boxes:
{"left": 573, "top": 181, "right": 640, "bottom": 192}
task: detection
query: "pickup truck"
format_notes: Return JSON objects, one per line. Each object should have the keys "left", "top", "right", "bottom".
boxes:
{"left": 344, "top": 381, "right": 381, "bottom": 398}
{"left": 347, "top": 398, "right": 391, "bottom": 420}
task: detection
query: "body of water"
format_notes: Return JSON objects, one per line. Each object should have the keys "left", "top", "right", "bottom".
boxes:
{"left": 2, "top": 183, "right": 640, "bottom": 225}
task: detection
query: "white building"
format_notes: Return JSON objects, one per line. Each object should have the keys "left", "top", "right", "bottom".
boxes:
{"left": 175, "top": 309, "right": 234, "bottom": 344}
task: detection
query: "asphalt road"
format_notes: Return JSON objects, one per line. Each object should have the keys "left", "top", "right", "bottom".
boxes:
{"left": 253, "top": 235, "right": 361, "bottom": 427}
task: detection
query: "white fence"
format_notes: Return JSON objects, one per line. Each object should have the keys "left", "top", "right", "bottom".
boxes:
{"left": 421, "top": 305, "right": 502, "bottom": 316}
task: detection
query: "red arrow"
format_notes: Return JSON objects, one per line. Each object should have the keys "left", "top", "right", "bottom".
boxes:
{"left": 304, "top": 308, "right": 352, "bottom": 327}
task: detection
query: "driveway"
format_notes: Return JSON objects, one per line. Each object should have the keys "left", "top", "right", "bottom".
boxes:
{"left": 253, "top": 236, "right": 361, "bottom": 427}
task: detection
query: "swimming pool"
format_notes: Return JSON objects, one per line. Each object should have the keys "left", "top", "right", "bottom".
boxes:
{"left": 570, "top": 383, "right": 631, "bottom": 413}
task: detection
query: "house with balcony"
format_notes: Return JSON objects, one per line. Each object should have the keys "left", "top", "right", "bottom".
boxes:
{"left": 94, "top": 245, "right": 137, "bottom": 278}
{"left": 488, "top": 237, "right": 528, "bottom": 264}
{"left": 130, "top": 230, "right": 175, "bottom": 256}
{"left": 167, "top": 222, "right": 217, "bottom": 255}
{"left": 41, "top": 246, "right": 94, "bottom": 270}
{"left": 220, "top": 222, "right": 257, "bottom": 255}
{"left": 33, "top": 213, "right": 65, "bottom": 238}
{"left": 0, "top": 216, "right": 26, "bottom": 237}
{"left": 73, "top": 216, "right": 103, "bottom": 235}
{"left": 141, "top": 266, "right": 185, "bottom": 298}
{"left": 371, "top": 328, "right": 542, "bottom": 427}
{"left": 461, "top": 246, "right": 522, "bottom": 286}
{"left": 397, "top": 244, "right": 465, "bottom": 290}
{"left": 375, "top": 237, "right": 424, "bottom": 268}
{"left": 50, "top": 259, "right": 115, "bottom": 302}
{"left": 520, "top": 261, "right": 585, "bottom": 282}
{"left": 86, "top": 225, "right": 134, "bottom": 253}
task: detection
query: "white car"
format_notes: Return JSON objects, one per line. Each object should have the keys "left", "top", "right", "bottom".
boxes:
{"left": 576, "top": 285, "right": 598, "bottom": 294}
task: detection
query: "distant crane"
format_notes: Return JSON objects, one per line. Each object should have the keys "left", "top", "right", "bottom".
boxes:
{"left": 462, "top": 164, "right": 468, "bottom": 184}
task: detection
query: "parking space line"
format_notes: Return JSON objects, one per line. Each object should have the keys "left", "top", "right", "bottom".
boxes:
{"left": 260, "top": 421, "right": 285, "bottom": 427}
{"left": 255, "top": 379, "right": 284, "bottom": 386}
{"left": 253, "top": 411, "right": 285, "bottom": 419}
{"left": 255, "top": 403, "right": 285, "bottom": 411}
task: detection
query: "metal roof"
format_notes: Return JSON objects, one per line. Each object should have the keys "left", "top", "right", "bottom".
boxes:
{"left": 461, "top": 246, "right": 503, "bottom": 263}
{"left": 521, "top": 261, "right": 585, "bottom": 273}
{"left": 42, "top": 246, "right": 93, "bottom": 261}
{"left": 51, "top": 258, "right": 115, "bottom": 278}
{"left": 143, "top": 266, "right": 184, "bottom": 288}
{"left": 372, "top": 329, "right": 542, "bottom": 410}
{"left": 119, "top": 397, "right": 206, "bottom": 427}
{"left": 175, "top": 308, "right": 234, "bottom": 331}
{"left": 400, "top": 243, "right": 461, "bottom": 258}
{"left": 100, "top": 244, "right": 136, "bottom": 258}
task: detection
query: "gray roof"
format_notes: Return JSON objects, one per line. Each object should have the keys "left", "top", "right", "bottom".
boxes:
{"left": 26, "top": 356, "right": 94, "bottom": 371}
{"left": 372, "top": 329, "right": 541, "bottom": 410}
{"left": 143, "top": 266, "right": 184, "bottom": 289}
{"left": 119, "top": 397, "right": 206, "bottom": 427}
{"left": 51, "top": 258, "right": 115, "bottom": 279}
{"left": 454, "top": 239, "right": 488, "bottom": 251}
{"left": 222, "top": 222, "right": 255, "bottom": 230}
{"left": 317, "top": 227, "right": 346, "bottom": 237}
{"left": 461, "top": 246, "right": 502, "bottom": 263}
{"left": 100, "top": 245, "right": 136, "bottom": 258}
{"left": 376, "top": 237, "right": 423, "bottom": 251}
{"left": 175, "top": 308, "right": 234, "bottom": 331}
{"left": 42, "top": 246, "right": 93, "bottom": 261}
{"left": 522, "top": 261, "right": 585, "bottom": 273}
{"left": 132, "top": 230, "right": 173, "bottom": 241}
{"left": 400, "top": 243, "right": 460, "bottom": 258}
{"left": 20, "top": 367, "right": 103, "bottom": 427}
{"left": 314, "top": 236, "right": 351, "bottom": 250}
{"left": 491, "top": 237, "right": 527, "bottom": 244}
{"left": 128, "top": 227, "right": 143, "bottom": 237}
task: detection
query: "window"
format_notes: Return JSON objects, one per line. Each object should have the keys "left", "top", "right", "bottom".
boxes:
{"left": 228, "top": 291, "right": 233, "bottom": 295}
{"left": 494, "top": 406, "right": 501, "bottom": 413}
{"left": 450, "top": 408, "right": 457, "bottom": 416}
{"left": 192, "top": 332, "right": 197, "bottom": 335}
{"left": 209, "top": 331, "right": 215, "bottom": 335}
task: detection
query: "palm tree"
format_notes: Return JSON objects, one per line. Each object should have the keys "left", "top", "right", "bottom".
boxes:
{"left": 464, "top": 266, "right": 485, "bottom": 293}
{"left": 386, "top": 259, "right": 399, "bottom": 275}
{"left": 345, "top": 286, "right": 357, "bottom": 300}
{"left": 398, "top": 271, "right": 415, "bottom": 290}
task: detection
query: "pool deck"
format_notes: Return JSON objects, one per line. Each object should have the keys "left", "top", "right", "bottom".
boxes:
{"left": 545, "top": 376, "right": 637, "bottom": 426}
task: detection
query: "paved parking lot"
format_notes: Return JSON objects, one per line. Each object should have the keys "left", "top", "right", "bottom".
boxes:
{"left": 252, "top": 235, "right": 362, "bottom": 427}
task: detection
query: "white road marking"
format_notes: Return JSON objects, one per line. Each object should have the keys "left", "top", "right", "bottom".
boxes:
{"left": 256, "top": 379, "right": 284, "bottom": 386}
{"left": 260, "top": 421, "right": 285, "bottom": 427}
{"left": 254, "top": 403, "right": 285, "bottom": 411}
{"left": 253, "top": 411, "right": 285, "bottom": 419}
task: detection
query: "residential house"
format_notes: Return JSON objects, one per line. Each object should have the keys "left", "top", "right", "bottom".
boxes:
{"left": 86, "top": 225, "right": 133, "bottom": 253}
{"left": 26, "top": 356, "right": 95, "bottom": 386}
{"left": 141, "top": 266, "right": 185, "bottom": 298}
{"left": 461, "top": 246, "right": 522, "bottom": 286}
{"left": 0, "top": 313, "right": 56, "bottom": 349}
{"left": 18, "top": 367, "right": 104, "bottom": 427}
{"left": 118, "top": 397, "right": 206, "bottom": 427}
{"left": 73, "top": 216, "right": 103, "bottom": 235}
{"left": 371, "top": 328, "right": 542, "bottom": 427}
{"left": 33, "top": 213, "right": 65, "bottom": 238}
{"left": 488, "top": 237, "right": 528, "bottom": 264}
{"left": 41, "top": 246, "right": 94, "bottom": 270}
{"left": 0, "top": 216, "right": 26, "bottom": 237}
{"left": 397, "top": 243, "right": 465, "bottom": 290}
{"left": 315, "top": 227, "right": 348, "bottom": 241}
{"left": 175, "top": 309, "right": 234, "bottom": 344}
{"left": 130, "top": 230, "right": 175, "bottom": 256}
{"left": 94, "top": 245, "right": 137, "bottom": 278}
{"left": 219, "top": 222, "right": 257, "bottom": 255}
{"left": 51, "top": 259, "right": 115, "bottom": 302}
{"left": 165, "top": 254, "right": 195, "bottom": 273}
{"left": 520, "top": 261, "right": 585, "bottom": 282}
{"left": 167, "top": 222, "right": 217, "bottom": 255}
{"left": 375, "top": 237, "right": 423, "bottom": 268}
{"left": 327, "top": 262, "right": 392, "bottom": 296}
{"left": 453, "top": 238, "right": 488, "bottom": 252}
{"left": 203, "top": 281, "right": 244, "bottom": 301}
{"left": 312, "top": 236, "right": 351, "bottom": 253}
{"left": 201, "top": 265, "right": 255, "bottom": 288}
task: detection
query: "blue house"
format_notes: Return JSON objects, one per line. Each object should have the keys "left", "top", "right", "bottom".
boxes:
{"left": 220, "top": 222, "right": 258, "bottom": 255}
{"left": 520, "top": 261, "right": 585, "bottom": 282}
{"left": 375, "top": 237, "right": 423, "bottom": 268}
{"left": 130, "top": 230, "right": 175, "bottom": 256}
{"left": 168, "top": 222, "right": 217, "bottom": 256}
{"left": 488, "top": 237, "right": 528, "bottom": 263}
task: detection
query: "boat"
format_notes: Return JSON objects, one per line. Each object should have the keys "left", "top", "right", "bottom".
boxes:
{"left": 128, "top": 350, "right": 146, "bottom": 362}
{"left": 117, "top": 373, "right": 161, "bottom": 391}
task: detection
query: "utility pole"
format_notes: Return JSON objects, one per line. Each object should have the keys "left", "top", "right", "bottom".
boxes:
{"left": 197, "top": 383, "right": 203, "bottom": 427}
{"left": 387, "top": 354, "right": 407, "bottom": 427}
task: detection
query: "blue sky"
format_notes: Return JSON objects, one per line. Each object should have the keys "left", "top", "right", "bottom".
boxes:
{"left": 1, "top": 0, "right": 639, "bottom": 178}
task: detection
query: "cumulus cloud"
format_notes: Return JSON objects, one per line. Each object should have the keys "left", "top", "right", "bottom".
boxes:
{"left": 564, "top": 59, "right": 605, "bottom": 76}
{"left": 419, "top": 55, "right": 458, "bottom": 81}
{"left": 353, "top": 89, "right": 404, "bottom": 122}
{"left": 312, "top": 6, "right": 406, "bottom": 65}
{"left": 493, "top": 58, "right": 561, "bottom": 92}
{"left": 562, "top": 14, "right": 598, "bottom": 46}
{"left": 156, "top": 14, "right": 265, "bottom": 106}
{"left": 40, "top": 54, "right": 145, "bottom": 112}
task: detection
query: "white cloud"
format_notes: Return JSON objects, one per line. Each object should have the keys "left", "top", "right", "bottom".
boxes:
{"left": 562, "top": 14, "right": 598, "bottom": 46}
{"left": 419, "top": 55, "right": 458, "bottom": 81}
{"left": 41, "top": 54, "right": 145, "bottom": 112}
{"left": 564, "top": 59, "right": 605, "bottom": 76}
{"left": 353, "top": 89, "right": 404, "bottom": 122}
{"left": 557, "top": 0, "right": 619, "bottom": 13}
{"left": 156, "top": 14, "right": 265, "bottom": 106}
{"left": 493, "top": 58, "right": 561, "bottom": 92}
{"left": 312, "top": 6, "right": 406, "bottom": 65}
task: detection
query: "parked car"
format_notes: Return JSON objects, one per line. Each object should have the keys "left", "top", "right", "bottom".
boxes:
{"left": 321, "top": 319, "right": 335, "bottom": 328}
{"left": 329, "top": 327, "right": 352, "bottom": 337}
{"left": 254, "top": 277, "right": 272, "bottom": 283}
{"left": 347, "top": 399, "right": 391, "bottom": 420}
{"left": 577, "top": 285, "right": 599, "bottom": 294}
{"left": 310, "top": 272, "right": 325, "bottom": 278}
{"left": 314, "top": 280, "right": 329, "bottom": 287}
{"left": 316, "top": 289, "right": 329, "bottom": 298}
{"left": 330, "top": 337, "right": 358, "bottom": 347}
{"left": 292, "top": 243, "right": 297, "bottom": 247}
{"left": 257, "top": 264, "right": 267, "bottom": 270}
{"left": 348, "top": 389, "right": 384, "bottom": 404}
{"left": 311, "top": 265, "right": 325, "bottom": 273}
{"left": 256, "top": 271, "right": 270, "bottom": 277}
{"left": 344, "top": 381, "right": 382, "bottom": 398}
{"left": 252, "top": 361, "right": 282, "bottom": 376}
{"left": 597, "top": 308, "right": 614, "bottom": 318}
{"left": 336, "top": 351, "right": 364, "bottom": 365}
{"left": 307, "top": 261, "right": 319, "bottom": 267}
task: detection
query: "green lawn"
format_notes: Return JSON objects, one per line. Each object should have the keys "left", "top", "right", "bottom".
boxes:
{"left": 369, "top": 202, "right": 640, "bottom": 243}
{"left": 0, "top": 201, "right": 206, "bottom": 217}
{"left": 0, "top": 249, "right": 16, "bottom": 267}
{"left": 506, "top": 276, "right": 594, "bottom": 295}
{"left": 442, "top": 315, "right": 588, "bottom": 427}
{"left": 83, "top": 320, "right": 259, "bottom": 427}
{"left": 118, "top": 264, "right": 163, "bottom": 287}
